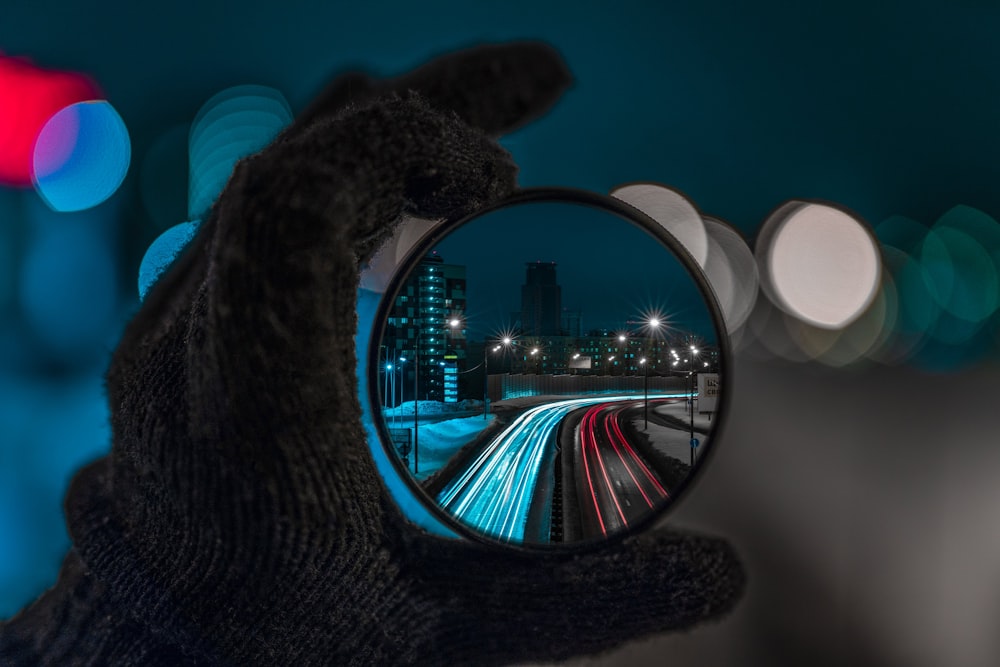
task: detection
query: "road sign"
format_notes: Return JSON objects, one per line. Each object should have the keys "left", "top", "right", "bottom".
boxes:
{"left": 690, "top": 438, "right": 699, "bottom": 448}
{"left": 698, "top": 373, "right": 719, "bottom": 413}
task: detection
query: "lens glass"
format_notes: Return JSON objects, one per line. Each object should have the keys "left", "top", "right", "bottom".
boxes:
{"left": 370, "top": 194, "right": 726, "bottom": 548}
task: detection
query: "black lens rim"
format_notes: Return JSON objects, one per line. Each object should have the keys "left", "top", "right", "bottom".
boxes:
{"left": 367, "top": 186, "right": 733, "bottom": 554}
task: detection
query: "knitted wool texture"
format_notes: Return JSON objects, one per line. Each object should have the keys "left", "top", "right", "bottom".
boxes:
{"left": 0, "top": 43, "right": 745, "bottom": 666}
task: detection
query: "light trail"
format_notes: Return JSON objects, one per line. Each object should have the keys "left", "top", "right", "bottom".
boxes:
{"left": 577, "top": 400, "right": 673, "bottom": 538}
{"left": 437, "top": 394, "right": 683, "bottom": 543}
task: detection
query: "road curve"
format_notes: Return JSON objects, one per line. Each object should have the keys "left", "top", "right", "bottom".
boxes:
{"left": 437, "top": 394, "right": 684, "bottom": 543}
{"left": 576, "top": 400, "right": 670, "bottom": 539}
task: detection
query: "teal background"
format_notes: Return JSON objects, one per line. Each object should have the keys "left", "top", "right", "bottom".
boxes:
{"left": 3, "top": 2, "right": 1000, "bottom": 665}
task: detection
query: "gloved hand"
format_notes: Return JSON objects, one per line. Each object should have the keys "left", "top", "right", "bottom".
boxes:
{"left": 0, "top": 42, "right": 744, "bottom": 666}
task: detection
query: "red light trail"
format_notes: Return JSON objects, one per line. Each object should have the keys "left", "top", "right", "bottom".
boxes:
{"left": 577, "top": 401, "right": 669, "bottom": 538}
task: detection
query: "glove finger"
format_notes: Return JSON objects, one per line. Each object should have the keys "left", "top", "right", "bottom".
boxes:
{"left": 295, "top": 41, "right": 572, "bottom": 138}
{"left": 182, "top": 95, "right": 515, "bottom": 501}
{"left": 406, "top": 526, "right": 745, "bottom": 665}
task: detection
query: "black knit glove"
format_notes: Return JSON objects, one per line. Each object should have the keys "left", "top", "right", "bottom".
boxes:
{"left": 0, "top": 42, "right": 744, "bottom": 666}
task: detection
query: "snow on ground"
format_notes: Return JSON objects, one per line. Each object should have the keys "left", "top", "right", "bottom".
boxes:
{"left": 384, "top": 398, "right": 482, "bottom": 417}
{"left": 411, "top": 414, "right": 496, "bottom": 481}
{"left": 632, "top": 400, "right": 718, "bottom": 462}
{"left": 387, "top": 395, "right": 711, "bottom": 479}
{"left": 653, "top": 399, "right": 715, "bottom": 431}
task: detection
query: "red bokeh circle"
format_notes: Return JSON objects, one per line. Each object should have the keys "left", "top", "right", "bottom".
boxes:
{"left": 0, "top": 54, "right": 102, "bottom": 187}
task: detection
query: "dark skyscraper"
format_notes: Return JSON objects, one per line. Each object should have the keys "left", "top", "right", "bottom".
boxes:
{"left": 521, "top": 261, "right": 561, "bottom": 336}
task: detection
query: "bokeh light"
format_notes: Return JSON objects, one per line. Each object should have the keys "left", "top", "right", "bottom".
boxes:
{"left": 744, "top": 297, "right": 814, "bottom": 363}
{"left": 138, "top": 220, "right": 200, "bottom": 300}
{"left": 758, "top": 201, "right": 881, "bottom": 330}
{"left": 188, "top": 85, "right": 292, "bottom": 220}
{"left": 834, "top": 274, "right": 896, "bottom": 365}
{"left": 923, "top": 206, "right": 1000, "bottom": 325}
{"left": 749, "top": 204, "right": 1000, "bottom": 370}
{"left": 702, "top": 216, "right": 758, "bottom": 335}
{"left": 868, "top": 208, "right": 1000, "bottom": 370}
{"left": 789, "top": 276, "right": 893, "bottom": 368}
{"left": 611, "top": 182, "right": 709, "bottom": 267}
{"left": 0, "top": 55, "right": 101, "bottom": 187}
{"left": 864, "top": 246, "right": 933, "bottom": 366}
{"left": 32, "top": 100, "right": 131, "bottom": 212}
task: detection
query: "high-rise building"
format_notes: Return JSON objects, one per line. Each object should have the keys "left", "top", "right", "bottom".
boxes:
{"left": 520, "top": 261, "right": 561, "bottom": 336}
{"left": 382, "top": 252, "right": 467, "bottom": 403}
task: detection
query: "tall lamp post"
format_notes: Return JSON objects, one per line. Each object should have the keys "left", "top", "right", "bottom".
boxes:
{"left": 688, "top": 345, "right": 699, "bottom": 466}
{"left": 384, "top": 362, "right": 393, "bottom": 417}
{"left": 396, "top": 357, "right": 407, "bottom": 428}
{"left": 640, "top": 356, "right": 649, "bottom": 429}
{"left": 617, "top": 333, "right": 627, "bottom": 377}
{"left": 642, "top": 318, "right": 661, "bottom": 429}
{"left": 483, "top": 336, "right": 513, "bottom": 420}
{"left": 413, "top": 332, "right": 420, "bottom": 474}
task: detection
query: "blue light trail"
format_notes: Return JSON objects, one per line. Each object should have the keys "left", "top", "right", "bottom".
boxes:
{"left": 437, "top": 393, "right": 686, "bottom": 543}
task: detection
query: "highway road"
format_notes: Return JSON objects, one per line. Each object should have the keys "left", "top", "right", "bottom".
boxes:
{"left": 574, "top": 400, "right": 672, "bottom": 539}
{"left": 436, "top": 394, "right": 685, "bottom": 544}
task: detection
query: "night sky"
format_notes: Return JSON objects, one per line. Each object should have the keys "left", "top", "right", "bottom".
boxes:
{"left": 431, "top": 199, "right": 717, "bottom": 342}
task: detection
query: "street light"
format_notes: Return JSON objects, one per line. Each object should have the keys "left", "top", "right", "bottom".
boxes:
{"left": 396, "top": 357, "right": 407, "bottom": 428}
{"left": 384, "top": 363, "right": 393, "bottom": 419}
{"left": 688, "top": 345, "right": 699, "bottom": 465}
{"left": 412, "top": 337, "right": 420, "bottom": 475}
{"left": 635, "top": 316, "right": 662, "bottom": 429}
{"left": 640, "top": 356, "right": 649, "bottom": 429}
{"left": 483, "top": 336, "right": 514, "bottom": 420}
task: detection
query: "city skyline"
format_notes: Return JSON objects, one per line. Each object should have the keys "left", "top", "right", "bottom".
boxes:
{"left": 431, "top": 200, "right": 719, "bottom": 343}
{"left": 378, "top": 203, "right": 722, "bottom": 404}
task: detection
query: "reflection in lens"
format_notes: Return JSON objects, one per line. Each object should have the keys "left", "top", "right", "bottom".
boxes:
{"left": 371, "top": 195, "right": 726, "bottom": 548}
